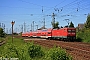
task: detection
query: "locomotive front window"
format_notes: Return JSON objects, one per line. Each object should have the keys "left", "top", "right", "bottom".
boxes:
{"left": 72, "top": 30, "right": 75, "bottom": 32}
{"left": 68, "top": 29, "right": 76, "bottom": 33}
{"left": 68, "top": 30, "right": 71, "bottom": 32}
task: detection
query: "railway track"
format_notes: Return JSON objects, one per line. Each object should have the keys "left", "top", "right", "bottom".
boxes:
{"left": 24, "top": 38, "right": 90, "bottom": 60}
{"left": 0, "top": 40, "right": 6, "bottom": 46}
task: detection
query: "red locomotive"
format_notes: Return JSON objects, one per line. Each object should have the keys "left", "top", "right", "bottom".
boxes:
{"left": 22, "top": 27, "right": 76, "bottom": 41}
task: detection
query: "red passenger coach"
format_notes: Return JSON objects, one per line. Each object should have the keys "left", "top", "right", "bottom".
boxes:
{"left": 35, "top": 30, "right": 41, "bottom": 38}
{"left": 28, "top": 32, "right": 33, "bottom": 37}
{"left": 22, "top": 33, "right": 26, "bottom": 37}
{"left": 40, "top": 29, "right": 52, "bottom": 38}
{"left": 22, "top": 32, "right": 29, "bottom": 37}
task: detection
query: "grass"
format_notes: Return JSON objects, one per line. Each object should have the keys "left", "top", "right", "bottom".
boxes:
{"left": 0, "top": 35, "right": 24, "bottom": 53}
{"left": 0, "top": 35, "right": 72, "bottom": 60}
{"left": 0, "top": 37, "right": 5, "bottom": 42}
{"left": 7, "top": 36, "right": 25, "bottom": 45}
{"left": 0, "top": 37, "right": 8, "bottom": 52}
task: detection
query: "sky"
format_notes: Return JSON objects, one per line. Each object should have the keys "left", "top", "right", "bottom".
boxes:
{"left": 0, "top": 0, "right": 90, "bottom": 33}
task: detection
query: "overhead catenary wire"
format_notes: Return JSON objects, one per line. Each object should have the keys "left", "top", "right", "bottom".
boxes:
{"left": 0, "top": 0, "right": 90, "bottom": 30}
{"left": 18, "top": 0, "right": 54, "bottom": 8}
{"left": 31, "top": 0, "right": 90, "bottom": 28}
{"left": 55, "top": 0, "right": 89, "bottom": 19}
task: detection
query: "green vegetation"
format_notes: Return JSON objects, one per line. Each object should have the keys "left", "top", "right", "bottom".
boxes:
{"left": 28, "top": 44, "right": 44, "bottom": 58}
{"left": 0, "top": 36, "right": 72, "bottom": 60}
{"left": 0, "top": 28, "right": 6, "bottom": 42}
{"left": 45, "top": 47, "right": 72, "bottom": 60}
{"left": 85, "top": 14, "right": 90, "bottom": 28}
{"left": 76, "top": 14, "right": 90, "bottom": 43}
{"left": 77, "top": 28, "right": 90, "bottom": 43}
{"left": 69, "top": 21, "right": 74, "bottom": 28}
{"left": 0, "top": 28, "right": 5, "bottom": 38}
{"left": 0, "top": 37, "right": 5, "bottom": 42}
{"left": 51, "top": 21, "right": 59, "bottom": 29}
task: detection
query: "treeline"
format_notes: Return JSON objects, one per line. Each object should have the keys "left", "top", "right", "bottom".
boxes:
{"left": 76, "top": 14, "right": 90, "bottom": 43}
{"left": 0, "top": 28, "right": 6, "bottom": 38}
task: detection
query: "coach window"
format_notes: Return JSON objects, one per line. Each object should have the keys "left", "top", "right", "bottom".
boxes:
{"left": 48, "top": 32, "right": 51, "bottom": 34}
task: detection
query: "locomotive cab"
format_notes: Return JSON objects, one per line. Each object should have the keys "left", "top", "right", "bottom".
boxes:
{"left": 51, "top": 28, "right": 76, "bottom": 41}
{"left": 67, "top": 28, "right": 76, "bottom": 41}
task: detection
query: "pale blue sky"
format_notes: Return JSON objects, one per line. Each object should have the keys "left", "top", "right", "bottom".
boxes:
{"left": 0, "top": 0, "right": 90, "bottom": 33}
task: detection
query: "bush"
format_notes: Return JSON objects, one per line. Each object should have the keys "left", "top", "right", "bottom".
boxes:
{"left": 76, "top": 37, "right": 82, "bottom": 42}
{"left": 28, "top": 43, "right": 44, "bottom": 58}
{"left": 0, "top": 28, "right": 6, "bottom": 38}
{"left": 0, "top": 43, "right": 31, "bottom": 60}
{"left": 45, "top": 47, "right": 72, "bottom": 60}
{"left": 76, "top": 28, "right": 90, "bottom": 43}
{"left": 1, "top": 43, "right": 18, "bottom": 58}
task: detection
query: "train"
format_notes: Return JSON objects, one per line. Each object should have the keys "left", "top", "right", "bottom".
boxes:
{"left": 22, "top": 27, "right": 76, "bottom": 41}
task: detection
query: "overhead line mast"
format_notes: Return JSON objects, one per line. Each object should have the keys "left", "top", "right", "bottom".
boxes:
{"left": 43, "top": 18, "right": 45, "bottom": 29}
{"left": 24, "top": 22, "right": 26, "bottom": 33}
{"left": 32, "top": 21, "right": 35, "bottom": 31}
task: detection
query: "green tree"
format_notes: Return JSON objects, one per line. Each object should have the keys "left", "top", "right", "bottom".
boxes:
{"left": 85, "top": 14, "right": 90, "bottom": 28}
{"left": 69, "top": 21, "right": 74, "bottom": 28}
{"left": 0, "top": 28, "right": 5, "bottom": 37}
{"left": 55, "top": 22, "right": 59, "bottom": 28}
{"left": 51, "top": 21, "right": 59, "bottom": 29}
